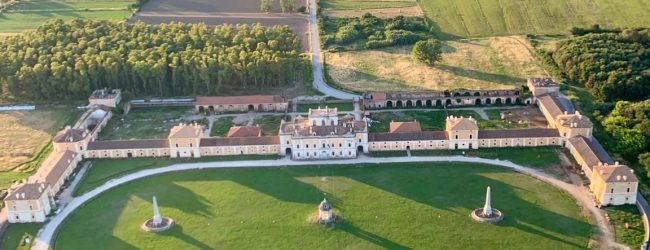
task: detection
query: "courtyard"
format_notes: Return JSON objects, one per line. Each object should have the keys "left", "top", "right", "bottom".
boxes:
{"left": 55, "top": 162, "right": 592, "bottom": 249}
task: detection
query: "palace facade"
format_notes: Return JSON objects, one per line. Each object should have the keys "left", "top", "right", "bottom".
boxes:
{"left": 5, "top": 79, "right": 640, "bottom": 223}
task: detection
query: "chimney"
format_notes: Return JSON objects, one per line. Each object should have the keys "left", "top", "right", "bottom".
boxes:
{"left": 564, "top": 111, "right": 568, "bottom": 115}
{"left": 38, "top": 186, "right": 42, "bottom": 193}
{"left": 21, "top": 193, "right": 25, "bottom": 199}
{"left": 615, "top": 161, "right": 619, "bottom": 166}
{"left": 623, "top": 176, "right": 627, "bottom": 181}
{"left": 617, "top": 175, "right": 621, "bottom": 181}
{"left": 631, "top": 169, "right": 634, "bottom": 173}
{"left": 15, "top": 193, "right": 19, "bottom": 199}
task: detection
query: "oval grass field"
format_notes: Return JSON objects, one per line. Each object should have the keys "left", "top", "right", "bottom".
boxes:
{"left": 55, "top": 162, "right": 592, "bottom": 249}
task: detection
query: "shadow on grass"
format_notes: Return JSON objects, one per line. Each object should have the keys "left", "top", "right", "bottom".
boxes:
{"left": 436, "top": 65, "right": 525, "bottom": 85}
{"left": 161, "top": 224, "right": 212, "bottom": 250}
{"left": 339, "top": 221, "right": 409, "bottom": 250}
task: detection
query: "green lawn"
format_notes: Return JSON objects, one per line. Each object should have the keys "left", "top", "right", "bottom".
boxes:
{"left": 99, "top": 107, "right": 193, "bottom": 140}
{"left": 74, "top": 156, "right": 279, "bottom": 196}
{"left": 252, "top": 115, "right": 285, "bottom": 136}
{"left": 605, "top": 205, "right": 645, "bottom": 248}
{"left": 209, "top": 117, "right": 234, "bottom": 137}
{"left": 368, "top": 110, "right": 520, "bottom": 132}
{"left": 418, "top": 0, "right": 650, "bottom": 38}
{"left": 57, "top": 162, "right": 592, "bottom": 249}
{"left": 320, "top": 0, "right": 417, "bottom": 10}
{"left": 297, "top": 102, "right": 354, "bottom": 112}
{"left": 0, "top": 0, "right": 134, "bottom": 33}
{"left": 0, "top": 223, "right": 41, "bottom": 250}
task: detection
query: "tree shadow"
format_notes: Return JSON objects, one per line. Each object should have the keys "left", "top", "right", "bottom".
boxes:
{"left": 338, "top": 221, "right": 410, "bottom": 250}
{"left": 341, "top": 163, "right": 592, "bottom": 248}
{"left": 436, "top": 64, "right": 525, "bottom": 85}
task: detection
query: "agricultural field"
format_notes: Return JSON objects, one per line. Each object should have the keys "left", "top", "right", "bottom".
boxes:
{"left": 325, "top": 36, "right": 547, "bottom": 92}
{"left": 0, "top": 105, "right": 81, "bottom": 189}
{"left": 99, "top": 107, "right": 196, "bottom": 140}
{"left": 56, "top": 162, "right": 592, "bottom": 249}
{"left": 0, "top": 0, "right": 135, "bottom": 33}
{"left": 418, "top": 0, "right": 650, "bottom": 38}
{"left": 320, "top": 0, "right": 422, "bottom": 18}
{"left": 133, "top": 0, "right": 309, "bottom": 51}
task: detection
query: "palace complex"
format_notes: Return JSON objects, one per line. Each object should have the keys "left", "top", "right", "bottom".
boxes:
{"left": 4, "top": 78, "right": 639, "bottom": 223}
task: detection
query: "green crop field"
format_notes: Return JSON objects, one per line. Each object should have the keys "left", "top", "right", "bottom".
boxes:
{"left": 56, "top": 162, "right": 592, "bottom": 249}
{"left": 418, "top": 0, "right": 650, "bottom": 38}
{"left": 0, "top": 0, "right": 134, "bottom": 33}
{"left": 320, "top": 0, "right": 417, "bottom": 10}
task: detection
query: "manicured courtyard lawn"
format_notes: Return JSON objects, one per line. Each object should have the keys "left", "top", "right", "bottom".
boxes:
{"left": 1, "top": 223, "right": 41, "bottom": 250}
{"left": 209, "top": 117, "right": 234, "bottom": 137}
{"left": 297, "top": 102, "right": 353, "bottom": 112}
{"left": 252, "top": 115, "right": 285, "bottom": 135}
{"left": 100, "top": 107, "right": 193, "bottom": 140}
{"left": 57, "top": 162, "right": 592, "bottom": 249}
{"left": 368, "top": 110, "right": 519, "bottom": 132}
{"left": 74, "top": 156, "right": 279, "bottom": 196}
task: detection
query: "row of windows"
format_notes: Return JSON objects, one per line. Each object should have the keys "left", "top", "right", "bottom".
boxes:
{"left": 296, "top": 151, "right": 353, "bottom": 157}
{"left": 296, "top": 143, "right": 353, "bottom": 149}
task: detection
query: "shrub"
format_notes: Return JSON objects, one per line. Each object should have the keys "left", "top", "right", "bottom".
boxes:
{"left": 335, "top": 25, "right": 360, "bottom": 44}
{"left": 412, "top": 39, "right": 443, "bottom": 66}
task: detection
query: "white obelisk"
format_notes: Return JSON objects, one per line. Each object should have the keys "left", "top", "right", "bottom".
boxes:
{"left": 482, "top": 186, "right": 493, "bottom": 217}
{"left": 153, "top": 196, "right": 162, "bottom": 226}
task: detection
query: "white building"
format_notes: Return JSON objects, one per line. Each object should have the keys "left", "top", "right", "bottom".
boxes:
{"left": 279, "top": 107, "right": 368, "bottom": 160}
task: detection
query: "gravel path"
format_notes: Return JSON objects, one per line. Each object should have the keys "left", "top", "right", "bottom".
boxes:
{"left": 31, "top": 155, "right": 626, "bottom": 249}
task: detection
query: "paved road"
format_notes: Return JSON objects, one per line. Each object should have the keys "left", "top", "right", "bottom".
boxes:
{"left": 32, "top": 155, "right": 626, "bottom": 249}
{"left": 307, "top": 0, "right": 360, "bottom": 100}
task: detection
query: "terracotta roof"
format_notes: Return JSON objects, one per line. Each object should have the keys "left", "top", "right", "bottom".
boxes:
{"left": 568, "top": 136, "right": 613, "bottom": 169}
{"left": 369, "top": 131, "right": 448, "bottom": 142}
{"left": 196, "top": 95, "right": 285, "bottom": 106}
{"left": 4, "top": 183, "right": 47, "bottom": 201}
{"left": 53, "top": 128, "right": 85, "bottom": 143}
{"left": 44, "top": 150, "right": 77, "bottom": 188}
{"left": 200, "top": 136, "right": 279, "bottom": 146}
{"left": 169, "top": 124, "right": 203, "bottom": 139}
{"left": 389, "top": 121, "right": 422, "bottom": 133}
{"left": 87, "top": 140, "right": 170, "bottom": 150}
{"left": 446, "top": 116, "right": 478, "bottom": 131}
{"left": 557, "top": 113, "right": 593, "bottom": 128}
{"left": 538, "top": 94, "right": 567, "bottom": 119}
{"left": 478, "top": 128, "right": 560, "bottom": 139}
{"left": 593, "top": 165, "right": 638, "bottom": 183}
{"left": 227, "top": 126, "right": 262, "bottom": 137}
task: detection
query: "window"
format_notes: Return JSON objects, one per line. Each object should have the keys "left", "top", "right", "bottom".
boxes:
{"left": 306, "top": 144, "right": 309, "bottom": 148}
{"left": 322, "top": 143, "right": 325, "bottom": 148}
{"left": 455, "top": 135, "right": 458, "bottom": 139}
{"left": 469, "top": 135, "right": 472, "bottom": 139}
{"left": 190, "top": 143, "right": 192, "bottom": 147}
{"left": 348, "top": 143, "right": 351, "bottom": 147}
{"left": 611, "top": 188, "right": 614, "bottom": 193}
{"left": 175, "top": 144, "right": 179, "bottom": 147}
{"left": 627, "top": 188, "right": 631, "bottom": 192}
{"left": 339, "top": 143, "right": 342, "bottom": 147}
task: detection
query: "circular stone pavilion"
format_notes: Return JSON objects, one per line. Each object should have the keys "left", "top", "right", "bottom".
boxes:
{"left": 471, "top": 186, "right": 504, "bottom": 223}
{"left": 141, "top": 196, "right": 175, "bottom": 232}
{"left": 317, "top": 198, "right": 336, "bottom": 224}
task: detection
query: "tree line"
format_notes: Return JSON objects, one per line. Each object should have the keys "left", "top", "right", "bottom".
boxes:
{"left": 0, "top": 19, "right": 304, "bottom": 100}
{"left": 552, "top": 28, "right": 650, "bottom": 102}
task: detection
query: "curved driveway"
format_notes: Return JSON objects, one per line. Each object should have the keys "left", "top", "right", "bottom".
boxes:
{"left": 307, "top": 0, "right": 360, "bottom": 100}
{"left": 32, "top": 156, "right": 625, "bottom": 249}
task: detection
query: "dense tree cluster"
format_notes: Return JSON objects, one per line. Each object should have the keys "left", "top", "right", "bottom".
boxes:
{"left": 320, "top": 14, "right": 431, "bottom": 50}
{"left": 601, "top": 100, "right": 650, "bottom": 162}
{"left": 0, "top": 19, "right": 304, "bottom": 100}
{"left": 411, "top": 39, "right": 442, "bottom": 66}
{"left": 552, "top": 29, "right": 650, "bottom": 101}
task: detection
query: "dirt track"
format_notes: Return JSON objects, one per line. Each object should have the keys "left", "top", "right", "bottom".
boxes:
{"left": 131, "top": 0, "right": 309, "bottom": 51}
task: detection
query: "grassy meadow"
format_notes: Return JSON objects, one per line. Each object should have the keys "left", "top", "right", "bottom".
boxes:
{"left": 0, "top": 0, "right": 134, "bottom": 33}
{"left": 417, "top": 0, "right": 650, "bottom": 38}
{"left": 325, "top": 36, "right": 547, "bottom": 92}
{"left": 57, "top": 162, "right": 592, "bottom": 249}
{"left": 99, "top": 107, "right": 193, "bottom": 140}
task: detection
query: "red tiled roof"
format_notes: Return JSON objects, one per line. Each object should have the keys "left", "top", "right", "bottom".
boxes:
{"left": 87, "top": 140, "right": 170, "bottom": 150}
{"left": 227, "top": 126, "right": 262, "bottom": 137}
{"left": 44, "top": 150, "right": 77, "bottom": 188}
{"left": 200, "top": 136, "right": 279, "bottom": 146}
{"left": 389, "top": 121, "right": 422, "bottom": 133}
{"left": 196, "top": 95, "right": 285, "bottom": 106}
{"left": 593, "top": 165, "right": 638, "bottom": 183}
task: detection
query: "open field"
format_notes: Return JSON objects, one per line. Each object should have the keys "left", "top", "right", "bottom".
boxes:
{"left": 0, "top": 105, "right": 80, "bottom": 172}
{"left": 132, "top": 0, "right": 309, "bottom": 51}
{"left": 320, "top": 0, "right": 417, "bottom": 10}
{"left": 0, "top": 0, "right": 134, "bottom": 33}
{"left": 418, "top": 0, "right": 650, "bottom": 38}
{"left": 99, "top": 107, "right": 194, "bottom": 140}
{"left": 57, "top": 162, "right": 591, "bottom": 249}
{"left": 325, "top": 36, "right": 547, "bottom": 92}
{"left": 0, "top": 223, "right": 41, "bottom": 250}
{"left": 323, "top": 6, "right": 423, "bottom": 18}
